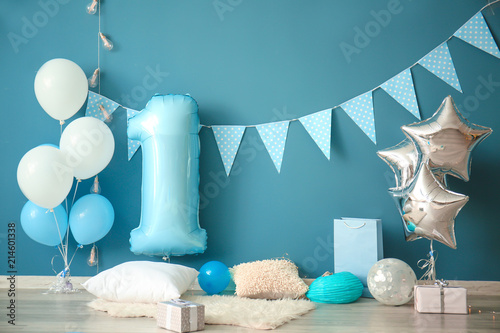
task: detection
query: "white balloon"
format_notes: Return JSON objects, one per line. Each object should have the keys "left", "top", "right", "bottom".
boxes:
{"left": 17, "top": 146, "right": 74, "bottom": 209}
{"left": 34, "top": 58, "right": 89, "bottom": 121}
{"left": 60, "top": 117, "right": 115, "bottom": 180}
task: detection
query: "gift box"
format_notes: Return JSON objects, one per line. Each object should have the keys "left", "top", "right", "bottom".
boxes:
{"left": 334, "top": 217, "right": 383, "bottom": 298}
{"left": 414, "top": 285, "right": 468, "bottom": 314}
{"left": 157, "top": 299, "right": 205, "bottom": 332}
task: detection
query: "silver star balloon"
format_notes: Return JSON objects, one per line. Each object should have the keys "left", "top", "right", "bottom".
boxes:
{"left": 401, "top": 95, "right": 492, "bottom": 181}
{"left": 389, "top": 164, "right": 469, "bottom": 249}
{"left": 377, "top": 138, "right": 420, "bottom": 189}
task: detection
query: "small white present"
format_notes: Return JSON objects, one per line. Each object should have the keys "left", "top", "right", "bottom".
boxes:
{"left": 157, "top": 299, "right": 205, "bottom": 332}
{"left": 414, "top": 284, "right": 468, "bottom": 314}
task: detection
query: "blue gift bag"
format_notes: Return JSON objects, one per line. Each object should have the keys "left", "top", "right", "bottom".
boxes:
{"left": 333, "top": 217, "right": 383, "bottom": 298}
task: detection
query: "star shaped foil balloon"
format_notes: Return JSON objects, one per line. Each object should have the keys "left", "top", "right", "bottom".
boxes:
{"left": 378, "top": 95, "right": 492, "bottom": 249}
{"left": 401, "top": 95, "right": 492, "bottom": 182}
{"left": 377, "top": 138, "right": 420, "bottom": 189}
{"left": 389, "top": 164, "right": 469, "bottom": 249}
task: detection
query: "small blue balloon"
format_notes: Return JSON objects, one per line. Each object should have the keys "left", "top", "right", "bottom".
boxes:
{"left": 20, "top": 201, "right": 67, "bottom": 246}
{"left": 198, "top": 261, "right": 231, "bottom": 295}
{"left": 69, "top": 194, "right": 114, "bottom": 245}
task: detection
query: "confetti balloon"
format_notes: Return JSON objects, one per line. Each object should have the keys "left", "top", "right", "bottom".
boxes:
{"left": 367, "top": 258, "right": 417, "bottom": 306}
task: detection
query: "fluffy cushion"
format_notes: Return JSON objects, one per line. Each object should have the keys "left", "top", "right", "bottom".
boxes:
{"left": 231, "top": 259, "right": 308, "bottom": 299}
{"left": 81, "top": 261, "right": 198, "bottom": 303}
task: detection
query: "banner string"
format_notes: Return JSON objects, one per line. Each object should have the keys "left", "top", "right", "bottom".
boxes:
{"left": 95, "top": 0, "right": 500, "bottom": 129}
{"left": 96, "top": 0, "right": 500, "bottom": 129}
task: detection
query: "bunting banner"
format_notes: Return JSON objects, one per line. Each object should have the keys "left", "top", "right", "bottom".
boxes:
{"left": 85, "top": 3, "right": 500, "bottom": 175}
{"left": 418, "top": 42, "right": 462, "bottom": 92}
{"left": 299, "top": 109, "right": 332, "bottom": 160}
{"left": 85, "top": 91, "right": 120, "bottom": 122}
{"left": 380, "top": 69, "right": 421, "bottom": 120}
{"left": 454, "top": 12, "right": 500, "bottom": 59}
{"left": 212, "top": 126, "right": 246, "bottom": 176}
{"left": 340, "top": 91, "right": 376, "bottom": 144}
{"left": 256, "top": 121, "right": 290, "bottom": 173}
{"left": 127, "top": 108, "right": 141, "bottom": 161}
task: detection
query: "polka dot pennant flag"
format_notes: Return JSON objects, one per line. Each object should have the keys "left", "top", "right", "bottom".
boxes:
{"left": 340, "top": 91, "right": 376, "bottom": 144}
{"left": 212, "top": 126, "right": 246, "bottom": 176}
{"left": 298, "top": 109, "right": 332, "bottom": 160}
{"left": 127, "top": 108, "right": 141, "bottom": 161}
{"left": 380, "top": 69, "right": 421, "bottom": 120}
{"left": 453, "top": 12, "right": 500, "bottom": 59}
{"left": 256, "top": 121, "right": 290, "bottom": 173}
{"left": 85, "top": 91, "right": 120, "bottom": 122}
{"left": 418, "top": 42, "right": 462, "bottom": 92}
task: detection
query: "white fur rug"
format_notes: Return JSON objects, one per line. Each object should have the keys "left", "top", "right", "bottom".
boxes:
{"left": 88, "top": 294, "right": 315, "bottom": 330}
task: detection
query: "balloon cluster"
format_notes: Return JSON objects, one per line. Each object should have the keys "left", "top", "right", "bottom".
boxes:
{"left": 17, "top": 59, "right": 115, "bottom": 256}
{"left": 378, "top": 96, "right": 492, "bottom": 249}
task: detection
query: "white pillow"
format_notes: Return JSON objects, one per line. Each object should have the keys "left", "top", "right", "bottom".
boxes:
{"left": 82, "top": 261, "right": 198, "bottom": 303}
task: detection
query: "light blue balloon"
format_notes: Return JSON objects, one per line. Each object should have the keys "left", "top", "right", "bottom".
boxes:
{"left": 198, "top": 261, "right": 231, "bottom": 295}
{"left": 69, "top": 194, "right": 114, "bottom": 245}
{"left": 127, "top": 94, "right": 207, "bottom": 256}
{"left": 20, "top": 201, "right": 67, "bottom": 247}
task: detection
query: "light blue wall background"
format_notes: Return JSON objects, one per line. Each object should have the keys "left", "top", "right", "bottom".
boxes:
{"left": 1, "top": 0, "right": 499, "bottom": 280}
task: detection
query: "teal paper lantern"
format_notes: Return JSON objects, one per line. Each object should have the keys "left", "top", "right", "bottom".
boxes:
{"left": 306, "top": 272, "right": 363, "bottom": 304}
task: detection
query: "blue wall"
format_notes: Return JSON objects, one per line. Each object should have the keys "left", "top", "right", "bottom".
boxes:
{"left": 1, "top": 0, "right": 499, "bottom": 281}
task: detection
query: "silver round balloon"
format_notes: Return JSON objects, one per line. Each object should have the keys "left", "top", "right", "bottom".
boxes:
{"left": 367, "top": 258, "right": 417, "bottom": 306}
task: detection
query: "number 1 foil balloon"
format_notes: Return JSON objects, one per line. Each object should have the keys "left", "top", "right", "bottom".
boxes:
{"left": 127, "top": 94, "right": 207, "bottom": 256}
{"left": 401, "top": 95, "right": 492, "bottom": 182}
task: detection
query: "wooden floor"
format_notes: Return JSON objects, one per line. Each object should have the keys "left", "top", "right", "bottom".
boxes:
{"left": 0, "top": 289, "right": 499, "bottom": 333}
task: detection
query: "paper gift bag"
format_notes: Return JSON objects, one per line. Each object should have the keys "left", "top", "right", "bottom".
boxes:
{"left": 334, "top": 217, "right": 383, "bottom": 297}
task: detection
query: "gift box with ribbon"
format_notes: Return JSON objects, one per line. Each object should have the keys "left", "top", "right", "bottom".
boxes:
{"left": 157, "top": 299, "right": 205, "bottom": 332}
{"left": 414, "top": 281, "right": 468, "bottom": 315}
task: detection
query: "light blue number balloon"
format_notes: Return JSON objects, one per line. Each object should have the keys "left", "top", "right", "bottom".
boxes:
{"left": 127, "top": 94, "right": 207, "bottom": 256}
{"left": 20, "top": 201, "right": 68, "bottom": 247}
{"left": 69, "top": 194, "right": 114, "bottom": 245}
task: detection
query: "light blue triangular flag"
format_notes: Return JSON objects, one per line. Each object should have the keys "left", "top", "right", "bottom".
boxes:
{"left": 256, "top": 121, "right": 290, "bottom": 173}
{"left": 127, "top": 108, "right": 141, "bottom": 161}
{"left": 380, "top": 69, "right": 421, "bottom": 120}
{"left": 299, "top": 109, "right": 332, "bottom": 159}
{"left": 418, "top": 42, "right": 462, "bottom": 92}
{"left": 340, "top": 91, "right": 376, "bottom": 144}
{"left": 212, "top": 126, "right": 246, "bottom": 176}
{"left": 454, "top": 12, "right": 500, "bottom": 59}
{"left": 85, "top": 91, "right": 121, "bottom": 121}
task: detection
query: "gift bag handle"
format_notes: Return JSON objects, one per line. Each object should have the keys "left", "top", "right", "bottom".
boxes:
{"left": 343, "top": 221, "right": 366, "bottom": 229}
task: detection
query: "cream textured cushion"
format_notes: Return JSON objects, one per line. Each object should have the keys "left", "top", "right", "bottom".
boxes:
{"left": 82, "top": 261, "right": 198, "bottom": 303}
{"left": 231, "top": 259, "right": 308, "bottom": 299}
